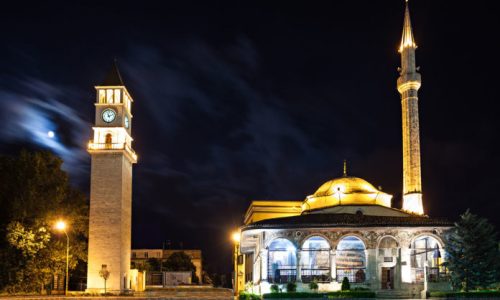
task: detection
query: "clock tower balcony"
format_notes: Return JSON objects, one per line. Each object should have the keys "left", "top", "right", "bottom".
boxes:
{"left": 88, "top": 141, "right": 138, "bottom": 163}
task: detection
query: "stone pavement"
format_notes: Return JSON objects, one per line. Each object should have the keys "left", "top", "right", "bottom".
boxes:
{"left": 0, "top": 287, "right": 234, "bottom": 300}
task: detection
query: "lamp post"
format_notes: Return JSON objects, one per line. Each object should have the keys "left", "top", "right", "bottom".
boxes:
{"left": 232, "top": 231, "right": 241, "bottom": 296}
{"left": 55, "top": 220, "right": 69, "bottom": 296}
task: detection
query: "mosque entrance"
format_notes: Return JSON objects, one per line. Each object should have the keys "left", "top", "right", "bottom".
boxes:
{"left": 381, "top": 267, "right": 394, "bottom": 289}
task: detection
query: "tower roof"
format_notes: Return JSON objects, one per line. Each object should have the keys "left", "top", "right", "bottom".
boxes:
{"left": 100, "top": 60, "right": 124, "bottom": 86}
{"left": 399, "top": 0, "right": 417, "bottom": 53}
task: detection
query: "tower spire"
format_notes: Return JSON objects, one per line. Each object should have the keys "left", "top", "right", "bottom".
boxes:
{"left": 397, "top": 0, "right": 424, "bottom": 215}
{"left": 343, "top": 159, "right": 347, "bottom": 177}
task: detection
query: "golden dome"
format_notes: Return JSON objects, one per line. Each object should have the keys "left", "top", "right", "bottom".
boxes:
{"left": 302, "top": 176, "right": 393, "bottom": 212}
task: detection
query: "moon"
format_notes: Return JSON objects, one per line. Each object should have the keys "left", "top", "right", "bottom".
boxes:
{"left": 47, "top": 131, "right": 55, "bottom": 138}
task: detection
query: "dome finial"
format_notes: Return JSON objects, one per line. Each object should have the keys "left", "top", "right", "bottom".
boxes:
{"left": 343, "top": 159, "right": 347, "bottom": 177}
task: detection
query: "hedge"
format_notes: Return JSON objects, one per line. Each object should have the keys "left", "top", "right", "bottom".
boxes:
{"left": 430, "top": 290, "right": 500, "bottom": 298}
{"left": 263, "top": 291, "right": 375, "bottom": 299}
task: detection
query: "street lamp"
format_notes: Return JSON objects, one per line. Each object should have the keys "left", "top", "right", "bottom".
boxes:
{"left": 55, "top": 220, "right": 69, "bottom": 296}
{"left": 232, "top": 231, "right": 241, "bottom": 296}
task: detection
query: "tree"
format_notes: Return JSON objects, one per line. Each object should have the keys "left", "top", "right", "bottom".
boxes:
{"left": 0, "top": 151, "right": 88, "bottom": 293}
{"left": 444, "top": 210, "right": 499, "bottom": 291}
{"left": 163, "top": 251, "right": 198, "bottom": 283}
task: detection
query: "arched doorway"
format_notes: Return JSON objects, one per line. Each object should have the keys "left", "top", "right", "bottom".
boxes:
{"left": 105, "top": 133, "right": 112, "bottom": 149}
{"left": 267, "top": 238, "right": 297, "bottom": 283}
{"left": 378, "top": 236, "right": 399, "bottom": 289}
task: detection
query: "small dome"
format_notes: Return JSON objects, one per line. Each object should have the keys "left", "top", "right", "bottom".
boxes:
{"left": 302, "top": 176, "right": 392, "bottom": 212}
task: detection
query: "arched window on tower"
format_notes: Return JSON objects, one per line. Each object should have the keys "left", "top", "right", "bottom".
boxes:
{"left": 300, "top": 236, "right": 331, "bottom": 283}
{"left": 267, "top": 238, "right": 297, "bottom": 283}
{"left": 410, "top": 236, "right": 444, "bottom": 283}
{"left": 105, "top": 133, "right": 112, "bottom": 149}
{"left": 336, "top": 236, "right": 366, "bottom": 283}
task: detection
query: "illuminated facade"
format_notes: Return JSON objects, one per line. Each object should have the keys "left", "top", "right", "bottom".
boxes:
{"left": 238, "top": 2, "right": 452, "bottom": 298}
{"left": 87, "top": 63, "right": 137, "bottom": 293}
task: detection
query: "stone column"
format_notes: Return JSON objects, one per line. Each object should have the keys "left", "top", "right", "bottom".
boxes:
{"left": 395, "top": 247, "right": 402, "bottom": 289}
{"left": 330, "top": 250, "right": 336, "bottom": 282}
{"left": 296, "top": 251, "right": 302, "bottom": 282}
{"left": 261, "top": 249, "right": 268, "bottom": 282}
{"left": 295, "top": 249, "right": 302, "bottom": 282}
{"left": 366, "top": 249, "right": 378, "bottom": 286}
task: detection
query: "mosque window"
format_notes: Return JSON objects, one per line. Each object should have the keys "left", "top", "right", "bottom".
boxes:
{"left": 336, "top": 236, "right": 366, "bottom": 283}
{"left": 267, "top": 238, "right": 297, "bottom": 283}
{"left": 410, "top": 236, "right": 445, "bottom": 283}
{"left": 300, "top": 236, "right": 331, "bottom": 283}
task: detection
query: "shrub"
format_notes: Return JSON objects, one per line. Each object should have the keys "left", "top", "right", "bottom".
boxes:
{"left": 430, "top": 290, "right": 500, "bottom": 298}
{"left": 270, "top": 284, "right": 279, "bottom": 293}
{"left": 341, "top": 277, "right": 350, "bottom": 291}
{"left": 239, "top": 291, "right": 262, "bottom": 300}
{"left": 309, "top": 280, "right": 319, "bottom": 292}
{"left": 262, "top": 291, "right": 375, "bottom": 298}
{"left": 286, "top": 282, "right": 297, "bottom": 292}
{"left": 352, "top": 286, "right": 370, "bottom": 291}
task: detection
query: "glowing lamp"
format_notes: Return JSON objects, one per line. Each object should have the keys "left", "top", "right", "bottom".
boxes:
{"left": 55, "top": 220, "right": 67, "bottom": 231}
{"left": 232, "top": 231, "right": 241, "bottom": 243}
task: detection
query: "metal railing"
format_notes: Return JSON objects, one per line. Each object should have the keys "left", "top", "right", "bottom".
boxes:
{"left": 88, "top": 142, "right": 126, "bottom": 150}
{"left": 301, "top": 268, "right": 331, "bottom": 283}
{"left": 88, "top": 142, "right": 137, "bottom": 160}
{"left": 412, "top": 267, "right": 448, "bottom": 283}
{"left": 268, "top": 268, "right": 297, "bottom": 283}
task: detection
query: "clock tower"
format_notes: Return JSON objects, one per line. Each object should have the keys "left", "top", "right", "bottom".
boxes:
{"left": 87, "top": 62, "right": 137, "bottom": 292}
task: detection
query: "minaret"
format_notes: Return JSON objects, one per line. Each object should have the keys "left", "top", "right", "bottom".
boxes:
{"left": 397, "top": 0, "right": 424, "bottom": 215}
{"left": 87, "top": 62, "right": 137, "bottom": 292}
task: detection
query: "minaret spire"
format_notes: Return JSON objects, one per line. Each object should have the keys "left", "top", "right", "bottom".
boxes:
{"left": 399, "top": 0, "right": 417, "bottom": 53}
{"left": 343, "top": 159, "right": 347, "bottom": 177}
{"left": 397, "top": 0, "right": 424, "bottom": 215}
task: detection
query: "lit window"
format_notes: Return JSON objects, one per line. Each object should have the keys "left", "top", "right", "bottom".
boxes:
{"left": 114, "top": 89, "right": 121, "bottom": 103}
{"left": 106, "top": 89, "right": 113, "bottom": 104}
{"left": 268, "top": 238, "right": 297, "bottom": 283}
{"left": 410, "top": 236, "right": 444, "bottom": 283}
{"left": 336, "top": 236, "right": 366, "bottom": 283}
{"left": 99, "top": 89, "right": 106, "bottom": 103}
{"left": 300, "top": 236, "right": 331, "bottom": 283}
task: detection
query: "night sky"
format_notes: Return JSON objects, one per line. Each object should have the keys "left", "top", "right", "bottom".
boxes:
{"left": 1, "top": 1, "right": 499, "bottom": 274}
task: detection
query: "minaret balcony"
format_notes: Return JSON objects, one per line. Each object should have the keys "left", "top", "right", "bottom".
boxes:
{"left": 88, "top": 141, "right": 137, "bottom": 163}
{"left": 397, "top": 76, "right": 421, "bottom": 94}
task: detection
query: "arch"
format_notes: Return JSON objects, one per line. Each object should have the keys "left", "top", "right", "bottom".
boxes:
{"left": 267, "top": 238, "right": 297, "bottom": 283}
{"left": 336, "top": 236, "right": 367, "bottom": 283}
{"left": 410, "top": 233, "right": 444, "bottom": 249}
{"left": 378, "top": 236, "right": 399, "bottom": 249}
{"left": 409, "top": 235, "right": 445, "bottom": 283}
{"left": 300, "top": 236, "right": 331, "bottom": 283}
{"left": 300, "top": 232, "right": 333, "bottom": 249}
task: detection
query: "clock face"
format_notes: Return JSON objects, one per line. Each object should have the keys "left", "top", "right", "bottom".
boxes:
{"left": 102, "top": 108, "right": 116, "bottom": 123}
{"left": 124, "top": 115, "right": 130, "bottom": 129}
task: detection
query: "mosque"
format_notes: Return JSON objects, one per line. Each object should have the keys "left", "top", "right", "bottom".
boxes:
{"left": 236, "top": 2, "right": 453, "bottom": 298}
